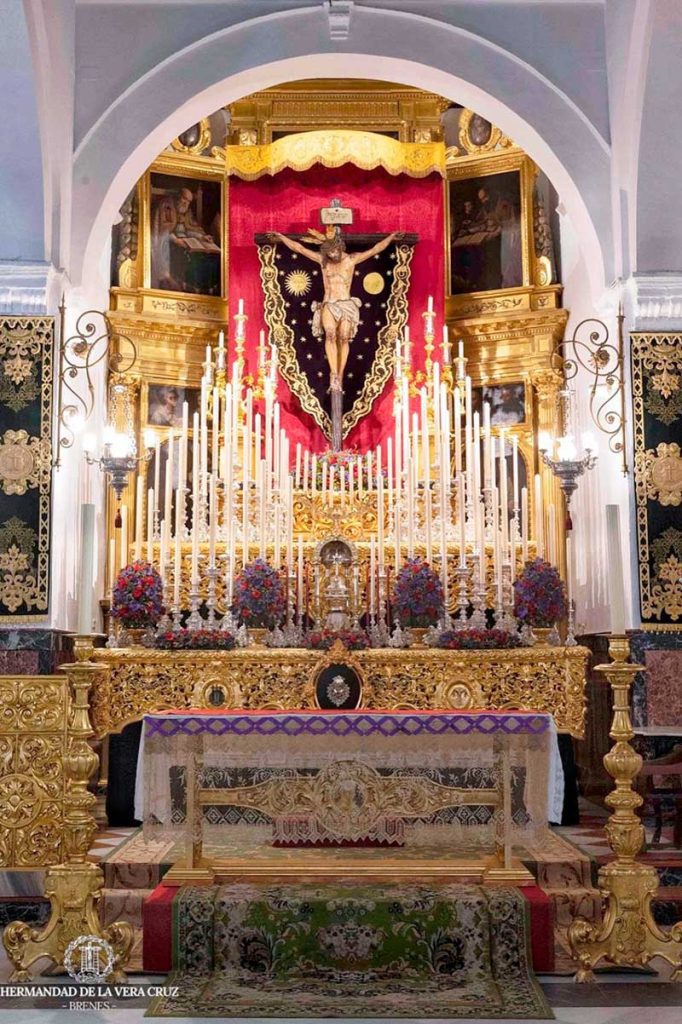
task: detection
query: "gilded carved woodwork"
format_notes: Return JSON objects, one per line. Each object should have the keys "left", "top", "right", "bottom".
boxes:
{"left": 89, "top": 646, "right": 587, "bottom": 739}
{"left": 200, "top": 759, "right": 497, "bottom": 839}
{"left": 569, "top": 637, "right": 682, "bottom": 980}
{"left": 2, "top": 660, "right": 133, "bottom": 981}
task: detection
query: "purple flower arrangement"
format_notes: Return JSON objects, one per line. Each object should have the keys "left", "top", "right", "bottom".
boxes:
{"left": 435, "top": 628, "right": 522, "bottom": 651}
{"left": 111, "top": 561, "right": 165, "bottom": 628}
{"left": 305, "top": 627, "right": 370, "bottom": 651}
{"left": 513, "top": 558, "right": 568, "bottom": 627}
{"left": 233, "top": 558, "right": 285, "bottom": 629}
{"left": 392, "top": 557, "right": 444, "bottom": 628}
{"left": 155, "top": 629, "right": 237, "bottom": 651}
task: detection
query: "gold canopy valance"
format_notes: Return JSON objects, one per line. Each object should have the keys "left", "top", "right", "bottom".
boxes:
{"left": 222, "top": 129, "right": 446, "bottom": 179}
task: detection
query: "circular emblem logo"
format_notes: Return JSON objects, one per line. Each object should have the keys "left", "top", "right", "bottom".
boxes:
{"left": 64, "top": 934, "right": 115, "bottom": 982}
{"left": 362, "top": 271, "right": 384, "bottom": 295}
{"left": 0, "top": 443, "right": 34, "bottom": 482}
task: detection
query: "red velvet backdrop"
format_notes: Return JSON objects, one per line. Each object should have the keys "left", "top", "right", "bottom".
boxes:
{"left": 228, "top": 165, "right": 444, "bottom": 455}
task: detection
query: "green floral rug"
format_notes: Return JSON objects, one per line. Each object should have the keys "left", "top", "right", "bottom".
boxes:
{"left": 146, "top": 882, "right": 552, "bottom": 1018}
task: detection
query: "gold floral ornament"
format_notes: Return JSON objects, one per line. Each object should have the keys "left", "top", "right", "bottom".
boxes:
{"left": 647, "top": 528, "right": 682, "bottom": 622}
{"left": 640, "top": 442, "right": 682, "bottom": 506}
{"left": 0, "top": 430, "right": 50, "bottom": 496}
{"left": 0, "top": 518, "right": 44, "bottom": 614}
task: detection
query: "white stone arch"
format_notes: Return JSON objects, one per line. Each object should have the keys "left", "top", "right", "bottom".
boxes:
{"left": 70, "top": 5, "right": 611, "bottom": 300}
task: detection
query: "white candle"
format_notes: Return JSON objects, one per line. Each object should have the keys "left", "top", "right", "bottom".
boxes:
{"left": 442, "top": 324, "right": 451, "bottom": 364}
{"left": 238, "top": 297, "right": 244, "bottom": 316}
{"left": 147, "top": 488, "right": 154, "bottom": 564}
{"left": 458, "top": 475, "right": 466, "bottom": 567}
{"left": 473, "top": 411, "right": 481, "bottom": 497}
{"left": 200, "top": 382, "right": 208, "bottom": 497}
{"left": 108, "top": 538, "right": 116, "bottom": 594}
{"left": 77, "top": 503, "right": 96, "bottom": 634}
{"left": 605, "top": 504, "right": 627, "bottom": 634}
{"left": 499, "top": 432, "right": 508, "bottom": 556}
{"left": 366, "top": 450, "right": 373, "bottom": 492}
{"left": 521, "top": 487, "right": 529, "bottom": 563}
{"left": 153, "top": 438, "right": 161, "bottom": 521}
{"left": 259, "top": 459, "right": 267, "bottom": 558}
{"left": 483, "top": 402, "right": 491, "bottom": 489}
{"left": 120, "top": 505, "right": 128, "bottom": 571}
{"left": 164, "top": 430, "right": 174, "bottom": 545}
{"left": 420, "top": 387, "right": 429, "bottom": 484}
{"left": 159, "top": 518, "right": 168, "bottom": 577}
{"left": 454, "top": 388, "right": 462, "bottom": 476}
{"left": 329, "top": 465, "right": 336, "bottom": 506}
{"left": 173, "top": 508, "right": 181, "bottom": 607}
{"left": 212, "top": 386, "right": 219, "bottom": 476}
{"left": 406, "top": 458, "right": 414, "bottom": 557}
{"left": 534, "top": 473, "right": 544, "bottom": 558}
{"left": 295, "top": 443, "right": 302, "bottom": 488}
{"left": 297, "top": 536, "right": 304, "bottom": 616}
{"left": 427, "top": 294, "right": 434, "bottom": 313}
{"left": 370, "top": 537, "right": 376, "bottom": 616}
{"left": 134, "top": 476, "right": 143, "bottom": 560}
{"left": 303, "top": 450, "right": 309, "bottom": 492}
{"left": 312, "top": 454, "right": 318, "bottom": 497}
{"left": 208, "top": 475, "right": 217, "bottom": 568}
{"left": 512, "top": 435, "right": 519, "bottom": 513}
{"left": 548, "top": 503, "right": 557, "bottom": 565}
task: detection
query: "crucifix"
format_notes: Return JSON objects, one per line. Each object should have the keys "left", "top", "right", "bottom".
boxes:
{"left": 268, "top": 199, "right": 404, "bottom": 450}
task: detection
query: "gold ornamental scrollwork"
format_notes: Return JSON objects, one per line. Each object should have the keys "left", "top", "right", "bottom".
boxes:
{"left": 0, "top": 429, "right": 50, "bottom": 496}
{"left": 90, "top": 646, "right": 587, "bottom": 739}
{"left": 258, "top": 241, "right": 414, "bottom": 441}
{"left": 639, "top": 442, "right": 682, "bottom": 507}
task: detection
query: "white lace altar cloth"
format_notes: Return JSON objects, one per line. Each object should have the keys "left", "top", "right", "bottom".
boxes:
{"left": 136, "top": 710, "right": 563, "bottom": 854}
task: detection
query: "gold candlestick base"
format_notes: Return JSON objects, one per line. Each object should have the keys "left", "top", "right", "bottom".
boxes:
{"left": 569, "top": 635, "right": 682, "bottom": 981}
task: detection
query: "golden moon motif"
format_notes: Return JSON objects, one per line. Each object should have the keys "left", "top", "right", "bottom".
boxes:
{"left": 363, "top": 272, "right": 384, "bottom": 295}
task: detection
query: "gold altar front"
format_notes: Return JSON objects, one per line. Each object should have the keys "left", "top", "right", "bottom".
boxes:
{"left": 90, "top": 644, "right": 587, "bottom": 738}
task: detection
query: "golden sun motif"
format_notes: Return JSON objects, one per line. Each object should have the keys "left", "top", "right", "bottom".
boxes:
{"left": 284, "top": 269, "right": 312, "bottom": 296}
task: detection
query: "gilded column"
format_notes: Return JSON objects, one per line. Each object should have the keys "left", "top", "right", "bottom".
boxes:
{"left": 531, "top": 368, "right": 565, "bottom": 577}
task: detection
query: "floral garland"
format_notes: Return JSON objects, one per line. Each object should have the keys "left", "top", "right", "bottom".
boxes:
{"left": 435, "top": 628, "right": 522, "bottom": 650}
{"left": 392, "top": 557, "right": 444, "bottom": 628}
{"left": 111, "top": 561, "right": 164, "bottom": 628}
{"left": 305, "top": 627, "right": 370, "bottom": 651}
{"left": 513, "top": 557, "right": 568, "bottom": 627}
{"left": 233, "top": 557, "right": 285, "bottom": 629}
{"left": 313, "top": 447, "right": 388, "bottom": 488}
{"left": 154, "top": 629, "right": 237, "bottom": 651}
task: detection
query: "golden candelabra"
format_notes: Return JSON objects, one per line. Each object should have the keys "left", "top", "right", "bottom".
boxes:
{"left": 2, "top": 637, "right": 133, "bottom": 982}
{"left": 569, "top": 635, "right": 682, "bottom": 981}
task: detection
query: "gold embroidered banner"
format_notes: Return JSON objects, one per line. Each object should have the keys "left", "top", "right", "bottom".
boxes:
{"left": 0, "top": 317, "right": 53, "bottom": 620}
{"left": 631, "top": 333, "right": 682, "bottom": 624}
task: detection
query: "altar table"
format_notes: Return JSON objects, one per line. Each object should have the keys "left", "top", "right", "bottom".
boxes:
{"left": 137, "top": 709, "right": 563, "bottom": 886}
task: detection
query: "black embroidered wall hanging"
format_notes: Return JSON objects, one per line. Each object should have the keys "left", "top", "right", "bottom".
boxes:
{"left": 631, "top": 333, "right": 682, "bottom": 625}
{"left": 0, "top": 317, "right": 53, "bottom": 620}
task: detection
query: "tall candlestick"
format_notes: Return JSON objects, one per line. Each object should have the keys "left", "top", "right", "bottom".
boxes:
{"left": 259, "top": 459, "right": 267, "bottom": 559}
{"left": 208, "top": 475, "right": 217, "bottom": 569}
{"left": 297, "top": 536, "right": 304, "bottom": 620}
{"left": 521, "top": 487, "right": 529, "bottom": 563}
{"left": 534, "top": 473, "right": 544, "bottom": 558}
{"left": 605, "top": 504, "right": 627, "bottom": 634}
{"left": 134, "top": 476, "right": 143, "bottom": 559}
{"left": 483, "top": 402, "right": 491, "bottom": 488}
{"left": 458, "top": 475, "right": 466, "bottom": 568}
{"left": 120, "top": 504, "right": 128, "bottom": 570}
{"left": 420, "top": 387, "right": 429, "bottom": 484}
{"left": 512, "top": 435, "right": 519, "bottom": 512}
{"left": 454, "top": 388, "right": 462, "bottom": 476}
{"left": 77, "top": 503, "right": 96, "bottom": 634}
{"left": 153, "top": 438, "right": 161, "bottom": 522}
{"left": 295, "top": 443, "right": 301, "bottom": 488}
{"left": 311, "top": 454, "right": 317, "bottom": 497}
{"left": 499, "top": 431, "right": 508, "bottom": 556}
{"left": 369, "top": 537, "right": 376, "bottom": 617}
{"left": 303, "top": 449, "right": 309, "bottom": 492}
{"left": 548, "top": 503, "right": 557, "bottom": 565}
{"left": 147, "top": 488, "right": 154, "bottom": 564}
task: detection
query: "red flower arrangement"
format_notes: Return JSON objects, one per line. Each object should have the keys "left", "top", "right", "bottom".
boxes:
{"left": 435, "top": 628, "right": 521, "bottom": 650}
{"left": 305, "top": 628, "right": 370, "bottom": 651}
{"left": 392, "top": 557, "right": 444, "bottom": 628}
{"left": 233, "top": 558, "right": 285, "bottom": 629}
{"left": 513, "top": 558, "right": 568, "bottom": 627}
{"left": 111, "top": 561, "right": 165, "bottom": 628}
{"left": 155, "top": 629, "right": 236, "bottom": 651}
{"left": 314, "top": 448, "right": 388, "bottom": 488}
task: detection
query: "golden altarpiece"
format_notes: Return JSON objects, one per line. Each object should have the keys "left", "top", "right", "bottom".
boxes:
{"left": 107, "top": 80, "right": 568, "bottom": 596}
{"left": 3, "top": 81, "right": 682, "bottom": 988}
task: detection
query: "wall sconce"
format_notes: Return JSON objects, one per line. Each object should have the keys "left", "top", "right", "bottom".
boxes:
{"left": 55, "top": 303, "right": 137, "bottom": 467}
{"left": 551, "top": 309, "right": 628, "bottom": 475}
{"left": 539, "top": 430, "right": 597, "bottom": 645}
{"left": 83, "top": 427, "right": 153, "bottom": 514}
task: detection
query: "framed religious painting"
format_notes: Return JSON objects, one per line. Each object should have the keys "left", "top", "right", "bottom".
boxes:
{"left": 445, "top": 153, "right": 534, "bottom": 299}
{"left": 472, "top": 382, "right": 528, "bottom": 427}
{"left": 144, "top": 383, "right": 201, "bottom": 430}
{"left": 144, "top": 170, "right": 224, "bottom": 297}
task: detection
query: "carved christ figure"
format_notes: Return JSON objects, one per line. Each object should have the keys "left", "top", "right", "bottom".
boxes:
{"left": 269, "top": 230, "right": 403, "bottom": 392}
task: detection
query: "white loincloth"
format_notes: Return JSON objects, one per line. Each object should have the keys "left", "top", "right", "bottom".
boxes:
{"left": 311, "top": 297, "right": 362, "bottom": 340}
